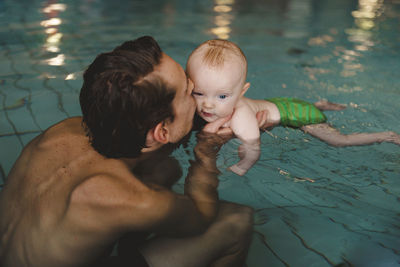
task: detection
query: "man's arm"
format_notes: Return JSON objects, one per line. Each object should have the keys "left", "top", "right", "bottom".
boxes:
{"left": 176, "top": 116, "right": 233, "bottom": 232}
{"left": 76, "top": 117, "right": 232, "bottom": 237}
{"left": 143, "top": 120, "right": 232, "bottom": 236}
{"left": 183, "top": 131, "right": 226, "bottom": 226}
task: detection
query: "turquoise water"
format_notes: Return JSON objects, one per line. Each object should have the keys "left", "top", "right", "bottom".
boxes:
{"left": 1, "top": 0, "right": 399, "bottom": 266}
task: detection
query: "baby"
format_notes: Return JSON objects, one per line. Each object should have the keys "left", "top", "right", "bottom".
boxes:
{"left": 186, "top": 39, "right": 400, "bottom": 176}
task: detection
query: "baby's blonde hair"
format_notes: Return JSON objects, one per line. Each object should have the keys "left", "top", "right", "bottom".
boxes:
{"left": 188, "top": 39, "right": 247, "bottom": 75}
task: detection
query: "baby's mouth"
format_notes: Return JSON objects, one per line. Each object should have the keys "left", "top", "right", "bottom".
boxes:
{"left": 201, "top": 111, "right": 213, "bottom": 117}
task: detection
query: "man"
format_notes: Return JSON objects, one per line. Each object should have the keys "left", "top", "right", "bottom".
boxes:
{"left": 0, "top": 36, "right": 254, "bottom": 267}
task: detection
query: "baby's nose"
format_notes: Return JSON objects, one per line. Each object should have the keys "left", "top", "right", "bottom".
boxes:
{"left": 202, "top": 99, "right": 214, "bottom": 108}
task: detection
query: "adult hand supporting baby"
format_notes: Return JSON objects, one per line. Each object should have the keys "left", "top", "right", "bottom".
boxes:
{"left": 256, "top": 110, "right": 277, "bottom": 130}
{"left": 203, "top": 110, "right": 275, "bottom": 135}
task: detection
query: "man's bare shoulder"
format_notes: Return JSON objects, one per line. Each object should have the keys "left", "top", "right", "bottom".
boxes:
{"left": 68, "top": 164, "right": 177, "bottom": 233}
{"left": 37, "top": 117, "right": 86, "bottom": 148}
{"left": 40, "top": 118, "right": 162, "bottom": 206}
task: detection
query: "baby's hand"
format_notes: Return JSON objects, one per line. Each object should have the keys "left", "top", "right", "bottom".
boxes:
{"left": 228, "top": 164, "right": 248, "bottom": 176}
{"left": 228, "top": 141, "right": 260, "bottom": 176}
{"left": 203, "top": 115, "right": 233, "bottom": 136}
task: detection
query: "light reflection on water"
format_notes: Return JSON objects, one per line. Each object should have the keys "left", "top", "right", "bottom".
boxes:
{"left": 347, "top": 0, "right": 384, "bottom": 51}
{"left": 41, "top": 2, "right": 66, "bottom": 63}
{"left": 210, "top": 0, "right": 235, "bottom": 39}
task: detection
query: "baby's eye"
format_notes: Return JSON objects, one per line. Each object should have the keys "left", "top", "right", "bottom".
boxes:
{"left": 192, "top": 92, "right": 203, "bottom": 96}
{"left": 219, "top": 95, "right": 227, "bottom": 99}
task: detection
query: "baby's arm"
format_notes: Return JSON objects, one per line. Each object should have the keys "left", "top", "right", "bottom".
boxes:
{"left": 228, "top": 105, "right": 261, "bottom": 176}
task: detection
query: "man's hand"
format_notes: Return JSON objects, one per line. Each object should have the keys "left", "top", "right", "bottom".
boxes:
{"left": 203, "top": 111, "right": 277, "bottom": 136}
{"left": 256, "top": 110, "right": 278, "bottom": 130}
{"left": 202, "top": 115, "right": 232, "bottom": 134}
{"left": 197, "top": 115, "right": 233, "bottom": 160}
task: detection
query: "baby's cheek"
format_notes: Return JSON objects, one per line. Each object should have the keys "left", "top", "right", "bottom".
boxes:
{"left": 194, "top": 100, "right": 201, "bottom": 109}
{"left": 195, "top": 108, "right": 206, "bottom": 119}
{"left": 195, "top": 105, "right": 202, "bottom": 113}
{"left": 219, "top": 108, "right": 234, "bottom": 117}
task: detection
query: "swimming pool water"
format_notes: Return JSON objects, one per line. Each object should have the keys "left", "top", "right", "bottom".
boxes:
{"left": 1, "top": 0, "right": 399, "bottom": 266}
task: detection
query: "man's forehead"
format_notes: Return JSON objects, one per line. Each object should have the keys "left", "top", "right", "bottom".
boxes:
{"left": 155, "top": 53, "right": 177, "bottom": 72}
{"left": 153, "top": 53, "right": 184, "bottom": 86}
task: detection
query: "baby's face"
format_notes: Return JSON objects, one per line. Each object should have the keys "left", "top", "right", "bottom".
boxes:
{"left": 188, "top": 58, "right": 246, "bottom": 123}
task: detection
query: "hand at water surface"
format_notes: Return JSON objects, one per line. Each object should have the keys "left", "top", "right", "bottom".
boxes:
{"left": 202, "top": 115, "right": 233, "bottom": 134}
{"left": 256, "top": 110, "right": 278, "bottom": 130}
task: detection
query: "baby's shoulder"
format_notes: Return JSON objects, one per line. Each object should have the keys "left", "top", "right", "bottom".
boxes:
{"left": 231, "top": 100, "right": 258, "bottom": 125}
{"left": 241, "top": 97, "right": 277, "bottom": 113}
{"left": 235, "top": 98, "right": 256, "bottom": 113}
{"left": 230, "top": 100, "right": 260, "bottom": 139}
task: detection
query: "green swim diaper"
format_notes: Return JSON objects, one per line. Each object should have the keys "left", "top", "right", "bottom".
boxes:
{"left": 266, "top": 97, "right": 327, "bottom": 127}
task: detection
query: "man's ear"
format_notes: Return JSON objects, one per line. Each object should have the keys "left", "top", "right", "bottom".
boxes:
{"left": 150, "top": 121, "right": 169, "bottom": 145}
{"left": 240, "top": 82, "right": 250, "bottom": 96}
{"left": 142, "top": 121, "right": 170, "bottom": 153}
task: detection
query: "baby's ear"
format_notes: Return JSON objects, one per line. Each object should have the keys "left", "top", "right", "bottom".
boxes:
{"left": 241, "top": 82, "right": 251, "bottom": 96}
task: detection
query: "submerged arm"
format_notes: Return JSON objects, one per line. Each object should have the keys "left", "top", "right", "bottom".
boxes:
{"left": 228, "top": 107, "right": 261, "bottom": 176}
{"left": 146, "top": 117, "right": 232, "bottom": 235}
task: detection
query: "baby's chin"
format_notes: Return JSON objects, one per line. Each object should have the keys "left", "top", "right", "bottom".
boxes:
{"left": 201, "top": 116, "right": 217, "bottom": 123}
{"left": 198, "top": 113, "right": 218, "bottom": 123}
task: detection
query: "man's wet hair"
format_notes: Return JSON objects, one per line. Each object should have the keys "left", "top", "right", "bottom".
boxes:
{"left": 80, "top": 36, "right": 175, "bottom": 158}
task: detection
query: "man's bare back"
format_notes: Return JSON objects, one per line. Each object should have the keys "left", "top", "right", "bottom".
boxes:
{"left": 0, "top": 118, "right": 149, "bottom": 266}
